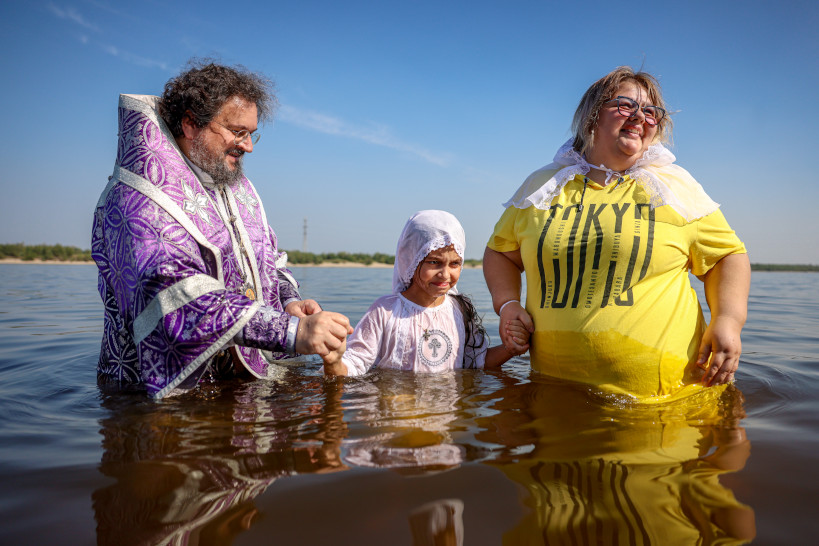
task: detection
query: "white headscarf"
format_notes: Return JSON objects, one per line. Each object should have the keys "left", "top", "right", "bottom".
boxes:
{"left": 503, "top": 139, "right": 720, "bottom": 222}
{"left": 392, "top": 210, "right": 466, "bottom": 294}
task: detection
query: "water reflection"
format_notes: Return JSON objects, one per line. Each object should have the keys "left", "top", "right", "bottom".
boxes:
{"left": 342, "top": 370, "right": 469, "bottom": 475}
{"left": 476, "top": 373, "right": 755, "bottom": 545}
{"left": 409, "top": 498, "right": 465, "bottom": 546}
{"left": 93, "top": 374, "right": 347, "bottom": 545}
{"left": 91, "top": 362, "right": 756, "bottom": 544}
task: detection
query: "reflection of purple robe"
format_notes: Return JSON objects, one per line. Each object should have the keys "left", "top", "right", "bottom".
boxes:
{"left": 93, "top": 94, "right": 300, "bottom": 399}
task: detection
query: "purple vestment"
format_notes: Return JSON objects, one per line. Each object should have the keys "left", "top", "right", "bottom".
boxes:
{"left": 93, "top": 94, "right": 300, "bottom": 398}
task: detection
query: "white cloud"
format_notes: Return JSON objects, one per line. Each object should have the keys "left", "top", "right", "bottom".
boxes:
{"left": 97, "top": 43, "right": 169, "bottom": 71}
{"left": 47, "top": 3, "right": 100, "bottom": 32}
{"left": 278, "top": 104, "right": 453, "bottom": 167}
{"left": 47, "top": 3, "right": 169, "bottom": 71}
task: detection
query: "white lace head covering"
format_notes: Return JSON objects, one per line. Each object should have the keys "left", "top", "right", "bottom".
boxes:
{"left": 503, "top": 139, "right": 720, "bottom": 222}
{"left": 393, "top": 210, "right": 466, "bottom": 294}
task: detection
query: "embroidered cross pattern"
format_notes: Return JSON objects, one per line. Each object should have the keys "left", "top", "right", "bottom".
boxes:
{"left": 418, "top": 328, "right": 452, "bottom": 368}
{"left": 233, "top": 184, "right": 259, "bottom": 220}
{"left": 181, "top": 182, "right": 212, "bottom": 225}
{"left": 428, "top": 337, "right": 442, "bottom": 358}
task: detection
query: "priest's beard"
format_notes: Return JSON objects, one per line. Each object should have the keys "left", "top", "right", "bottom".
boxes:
{"left": 189, "top": 133, "right": 245, "bottom": 186}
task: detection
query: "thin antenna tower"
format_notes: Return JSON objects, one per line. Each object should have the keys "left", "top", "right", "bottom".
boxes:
{"left": 302, "top": 218, "right": 308, "bottom": 252}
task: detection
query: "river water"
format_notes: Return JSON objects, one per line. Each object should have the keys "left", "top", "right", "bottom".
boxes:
{"left": 0, "top": 264, "right": 816, "bottom": 545}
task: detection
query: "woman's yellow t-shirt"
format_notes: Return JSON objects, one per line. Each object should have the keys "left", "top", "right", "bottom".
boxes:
{"left": 488, "top": 174, "right": 746, "bottom": 401}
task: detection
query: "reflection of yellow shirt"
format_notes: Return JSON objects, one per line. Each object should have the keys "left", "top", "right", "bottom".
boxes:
{"left": 488, "top": 175, "right": 746, "bottom": 400}
{"left": 480, "top": 378, "right": 754, "bottom": 545}
{"left": 499, "top": 456, "right": 753, "bottom": 546}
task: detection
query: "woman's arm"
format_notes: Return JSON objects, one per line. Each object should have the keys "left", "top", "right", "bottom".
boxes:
{"left": 484, "top": 247, "right": 523, "bottom": 312}
{"left": 483, "top": 247, "right": 534, "bottom": 353}
{"left": 698, "top": 253, "right": 751, "bottom": 386}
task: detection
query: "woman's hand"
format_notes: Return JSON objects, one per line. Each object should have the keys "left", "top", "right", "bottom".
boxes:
{"left": 483, "top": 247, "right": 533, "bottom": 356}
{"left": 500, "top": 302, "right": 534, "bottom": 355}
{"left": 699, "top": 253, "right": 751, "bottom": 386}
{"left": 698, "top": 315, "right": 743, "bottom": 385}
{"left": 504, "top": 317, "right": 532, "bottom": 354}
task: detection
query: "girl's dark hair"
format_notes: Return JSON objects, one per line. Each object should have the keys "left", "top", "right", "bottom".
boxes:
{"left": 452, "top": 293, "right": 488, "bottom": 369}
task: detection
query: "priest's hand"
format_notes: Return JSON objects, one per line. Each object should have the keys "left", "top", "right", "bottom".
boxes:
{"left": 285, "top": 299, "right": 322, "bottom": 318}
{"left": 295, "top": 311, "right": 353, "bottom": 357}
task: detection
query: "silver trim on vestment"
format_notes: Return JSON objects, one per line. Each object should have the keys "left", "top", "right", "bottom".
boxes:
{"left": 286, "top": 316, "right": 299, "bottom": 354}
{"left": 113, "top": 165, "right": 225, "bottom": 282}
{"left": 133, "top": 274, "right": 224, "bottom": 344}
{"left": 119, "top": 94, "right": 161, "bottom": 120}
{"left": 276, "top": 253, "right": 300, "bottom": 297}
{"left": 224, "top": 186, "right": 263, "bottom": 300}
{"left": 154, "top": 301, "right": 261, "bottom": 399}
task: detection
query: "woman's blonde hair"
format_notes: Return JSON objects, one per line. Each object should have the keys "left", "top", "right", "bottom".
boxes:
{"left": 571, "top": 66, "right": 673, "bottom": 156}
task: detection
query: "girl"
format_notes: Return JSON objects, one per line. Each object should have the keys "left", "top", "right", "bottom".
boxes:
{"left": 323, "top": 210, "right": 530, "bottom": 376}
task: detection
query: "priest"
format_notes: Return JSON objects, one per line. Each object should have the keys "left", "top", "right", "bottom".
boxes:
{"left": 92, "top": 61, "right": 351, "bottom": 398}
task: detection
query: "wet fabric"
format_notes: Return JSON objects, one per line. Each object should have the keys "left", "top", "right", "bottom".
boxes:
{"left": 342, "top": 210, "right": 484, "bottom": 375}
{"left": 92, "top": 94, "right": 300, "bottom": 398}
{"left": 479, "top": 379, "right": 753, "bottom": 545}
{"left": 488, "top": 174, "right": 746, "bottom": 401}
{"left": 341, "top": 294, "right": 488, "bottom": 375}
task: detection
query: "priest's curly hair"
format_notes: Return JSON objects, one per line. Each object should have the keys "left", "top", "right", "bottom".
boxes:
{"left": 158, "top": 58, "right": 275, "bottom": 137}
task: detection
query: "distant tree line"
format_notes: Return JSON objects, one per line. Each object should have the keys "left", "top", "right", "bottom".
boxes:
{"left": 2, "top": 243, "right": 815, "bottom": 271}
{"left": 750, "top": 263, "right": 819, "bottom": 272}
{"left": 285, "top": 250, "right": 482, "bottom": 267}
{"left": 286, "top": 250, "right": 395, "bottom": 265}
{"left": 0, "top": 243, "right": 92, "bottom": 262}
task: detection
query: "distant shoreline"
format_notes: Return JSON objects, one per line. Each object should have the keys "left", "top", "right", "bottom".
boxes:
{"left": 292, "top": 262, "right": 392, "bottom": 268}
{"left": 289, "top": 262, "right": 483, "bottom": 269}
{"left": 0, "top": 258, "right": 814, "bottom": 272}
{"left": 0, "top": 258, "right": 482, "bottom": 269}
{"left": 0, "top": 258, "right": 95, "bottom": 265}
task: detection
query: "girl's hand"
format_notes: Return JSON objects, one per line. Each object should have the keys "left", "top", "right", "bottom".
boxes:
{"left": 504, "top": 318, "right": 531, "bottom": 354}
{"left": 322, "top": 338, "right": 348, "bottom": 376}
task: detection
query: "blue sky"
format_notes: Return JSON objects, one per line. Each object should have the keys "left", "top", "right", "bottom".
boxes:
{"left": 1, "top": 0, "right": 817, "bottom": 262}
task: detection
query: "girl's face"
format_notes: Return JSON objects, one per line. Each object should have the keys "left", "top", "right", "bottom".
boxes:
{"left": 403, "top": 245, "right": 463, "bottom": 306}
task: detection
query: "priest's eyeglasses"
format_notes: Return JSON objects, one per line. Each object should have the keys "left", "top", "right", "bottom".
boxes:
{"left": 213, "top": 121, "right": 261, "bottom": 145}
{"left": 605, "top": 96, "right": 666, "bottom": 127}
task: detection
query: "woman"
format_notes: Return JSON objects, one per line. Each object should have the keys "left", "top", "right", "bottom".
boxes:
{"left": 484, "top": 67, "right": 750, "bottom": 402}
